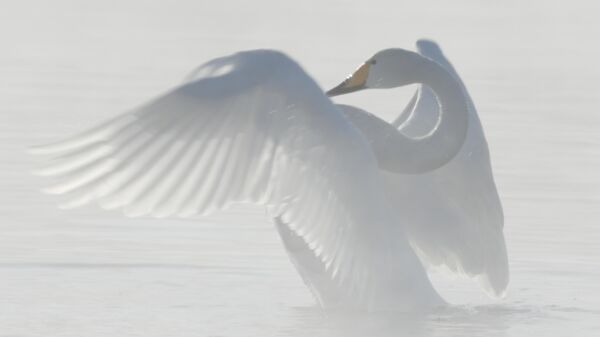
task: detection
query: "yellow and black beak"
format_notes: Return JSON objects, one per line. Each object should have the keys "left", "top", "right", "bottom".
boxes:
{"left": 326, "top": 62, "right": 370, "bottom": 97}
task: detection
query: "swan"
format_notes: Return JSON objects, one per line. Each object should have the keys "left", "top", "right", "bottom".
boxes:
{"left": 328, "top": 40, "right": 509, "bottom": 298}
{"left": 31, "top": 48, "right": 470, "bottom": 311}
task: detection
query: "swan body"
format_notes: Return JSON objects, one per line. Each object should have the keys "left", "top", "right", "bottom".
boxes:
{"left": 32, "top": 48, "right": 476, "bottom": 311}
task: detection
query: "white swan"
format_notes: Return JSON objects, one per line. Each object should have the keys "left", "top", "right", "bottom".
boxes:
{"left": 329, "top": 40, "right": 509, "bottom": 298}
{"left": 31, "top": 48, "right": 470, "bottom": 311}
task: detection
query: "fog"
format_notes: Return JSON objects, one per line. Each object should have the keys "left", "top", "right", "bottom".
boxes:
{"left": 1, "top": 0, "right": 599, "bottom": 336}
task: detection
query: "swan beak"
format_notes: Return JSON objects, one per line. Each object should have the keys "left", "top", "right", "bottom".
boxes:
{"left": 326, "top": 62, "right": 370, "bottom": 97}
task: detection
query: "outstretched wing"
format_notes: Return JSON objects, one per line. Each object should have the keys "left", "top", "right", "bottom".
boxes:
{"left": 386, "top": 40, "right": 507, "bottom": 297}
{"left": 31, "top": 50, "right": 436, "bottom": 310}
{"left": 402, "top": 39, "right": 508, "bottom": 297}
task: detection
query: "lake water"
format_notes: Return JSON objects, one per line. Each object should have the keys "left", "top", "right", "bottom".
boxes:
{"left": 1, "top": 1, "right": 599, "bottom": 336}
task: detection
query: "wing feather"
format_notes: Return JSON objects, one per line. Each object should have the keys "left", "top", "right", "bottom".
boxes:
{"left": 33, "top": 50, "right": 440, "bottom": 310}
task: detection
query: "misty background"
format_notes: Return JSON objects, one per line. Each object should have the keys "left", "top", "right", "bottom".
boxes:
{"left": 1, "top": 0, "right": 599, "bottom": 336}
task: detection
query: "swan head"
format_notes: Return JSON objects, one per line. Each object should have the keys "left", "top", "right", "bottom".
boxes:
{"left": 327, "top": 48, "right": 425, "bottom": 97}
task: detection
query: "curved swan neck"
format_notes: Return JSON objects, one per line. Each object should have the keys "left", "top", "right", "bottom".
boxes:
{"left": 377, "top": 57, "right": 469, "bottom": 174}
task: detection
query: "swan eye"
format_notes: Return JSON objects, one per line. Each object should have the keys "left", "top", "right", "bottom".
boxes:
{"left": 370, "top": 60, "right": 377, "bottom": 65}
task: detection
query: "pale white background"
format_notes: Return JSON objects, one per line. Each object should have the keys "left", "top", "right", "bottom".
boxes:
{"left": 1, "top": 0, "right": 599, "bottom": 336}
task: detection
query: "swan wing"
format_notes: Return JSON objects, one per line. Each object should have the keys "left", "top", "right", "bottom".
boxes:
{"left": 401, "top": 40, "right": 508, "bottom": 297}
{"left": 31, "top": 50, "right": 435, "bottom": 309}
